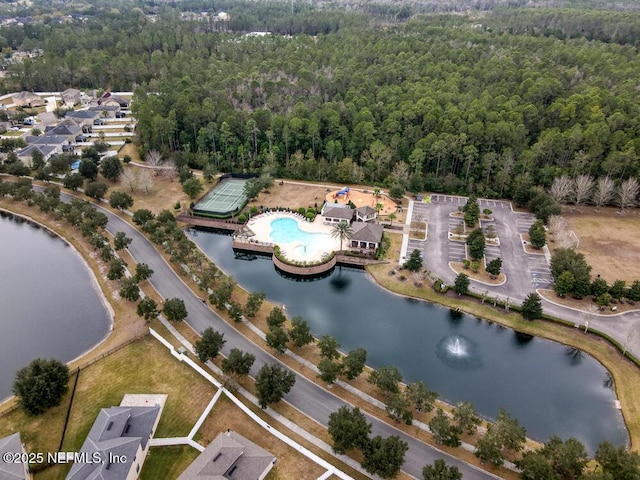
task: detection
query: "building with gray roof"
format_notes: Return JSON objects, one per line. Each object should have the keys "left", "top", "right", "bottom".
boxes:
{"left": 350, "top": 222, "right": 384, "bottom": 250}
{"left": 321, "top": 204, "right": 354, "bottom": 224}
{"left": 0, "top": 433, "right": 29, "bottom": 480}
{"left": 65, "top": 404, "right": 161, "bottom": 480}
{"left": 354, "top": 205, "right": 377, "bottom": 222}
{"left": 178, "top": 431, "right": 275, "bottom": 480}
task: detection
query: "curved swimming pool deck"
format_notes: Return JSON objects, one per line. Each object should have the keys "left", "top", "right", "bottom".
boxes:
{"left": 247, "top": 213, "right": 341, "bottom": 262}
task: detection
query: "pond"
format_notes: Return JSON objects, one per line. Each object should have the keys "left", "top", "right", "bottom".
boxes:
{"left": 0, "top": 212, "right": 111, "bottom": 401}
{"left": 190, "top": 229, "right": 628, "bottom": 454}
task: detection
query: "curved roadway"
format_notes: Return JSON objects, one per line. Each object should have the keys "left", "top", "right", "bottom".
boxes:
{"left": 58, "top": 192, "right": 500, "bottom": 480}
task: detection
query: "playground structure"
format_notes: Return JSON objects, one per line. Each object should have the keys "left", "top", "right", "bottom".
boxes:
{"left": 325, "top": 187, "right": 398, "bottom": 216}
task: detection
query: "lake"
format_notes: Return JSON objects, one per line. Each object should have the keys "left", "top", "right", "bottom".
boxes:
{"left": 190, "top": 229, "right": 628, "bottom": 453}
{"left": 0, "top": 212, "right": 111, "bottom": 401}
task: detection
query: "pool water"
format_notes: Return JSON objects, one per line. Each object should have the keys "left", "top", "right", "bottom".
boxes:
{"left": 269, "top": 217, "right": 332, "bottom": 258}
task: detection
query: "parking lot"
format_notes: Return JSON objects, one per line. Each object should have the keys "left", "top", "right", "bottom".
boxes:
{"left": 515, "top": 214, "right": 554, "bottom": 289}
{"left": 407, "top": 194, "right": 553, "bottom": 299}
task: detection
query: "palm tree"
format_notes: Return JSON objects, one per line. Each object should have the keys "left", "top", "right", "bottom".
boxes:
{"left": 374, "top": 202, "right": 384, "bottom": 216}
{"left": 331, "top": 221, "right": 354, "bottom": 251}
{"left": 388, "top": 212, "right": 397, "bottom": 227}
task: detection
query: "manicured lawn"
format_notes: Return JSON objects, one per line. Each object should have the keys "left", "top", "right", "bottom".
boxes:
{"left": 0, "top": 335, "right": 216, "bottom": 480}
{"left": 141, "top": 445, "right": 200, "bottom": 480}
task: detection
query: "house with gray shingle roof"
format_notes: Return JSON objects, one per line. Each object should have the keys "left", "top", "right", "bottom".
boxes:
{"left": 62, "top": 88, "right": 81, "bottom": 107}
{"left": 65, "top": 404, "right": 161, "bottom": 480}
{"left": 16, "top": 144, "right": 57, "bottom": 167}
{"left": 354, "top": 205, "right": 377, "bottom": 222}
{"left": 321, "top": 203, "right": 354, "bottom": 224}
{"left": 177, "top": 431, "right": 275, "bottom": 480}
{"left": 65, "top": 111, "right": 99, "bottom": 132}
{"left": 0, "top": 433, "right": 29, "bottom": 480}
{"left": 12, "top": 91, "right": 44, "bottom": 108}
{"left": 43, "top": 123, "right": 82, "bottom": 143}
{"left": 350, "top": 222, "right": 384, "bottom": 250}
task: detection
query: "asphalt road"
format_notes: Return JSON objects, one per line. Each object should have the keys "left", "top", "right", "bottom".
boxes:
{"left": 52, "top": 191, "right": 501, "bottom": 480}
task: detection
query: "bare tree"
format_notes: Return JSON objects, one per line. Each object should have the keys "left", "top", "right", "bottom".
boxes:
{"left": 145, "top": 150, "right": 163, "bottom": 170}
{"left": 572, "top": 175, "right": 594, "bottom": 210}
{"left": 549, "top": 175, "right": 573, "bottom": 204}
{"left": 617, "top": 177, "right": 639, "bottom": 212}
{"left": 592, "top": 176, "right": 615, "bottom": 210}
{"left": 138, "top": 168, "right": 154, "bottom": 194}
{"left": 547, "top": 215, "right": 568, "bottom": 240}
{"left": 121, "top": 168, "right": 139, "bottom": 193}
{"left": 547, "top": 215, "right": 575, "bottom": 247}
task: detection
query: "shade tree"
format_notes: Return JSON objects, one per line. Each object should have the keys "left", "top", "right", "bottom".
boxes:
{"left": 163, "top": 297, "right": 188, "bottom": 321}
{"left": 221, "top": 348, "right": 255, "bottom": 378}
{"left": 254, "top": 363, "right": 296, "bottom": 408}
{"left": 341, "top": 347, "right": 367, "bottom": 380}
{"left": 361, "top": 435, "right": 408, "bottom": 479}
{"left": 327, "top": 406, "right": 371, "bottom": 454}
{"left": 422, "top": 459, "right": 462, "bottom": 480}
{"left": 13, "top": 358, "right": 70, "bottom": 416}
{"left": 288, "top": 316, "right": 314, "bottom": 348}
{"left": 194, "top": 327, "right": 226, "bottom": 363}
{"left": 136, "top": 297, "right": 159, "bottom": 321}
{"left": 368, "top": 365, "right": 402, "bottom": 397}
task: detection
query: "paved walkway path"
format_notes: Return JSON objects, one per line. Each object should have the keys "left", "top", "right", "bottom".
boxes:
{"left": 150, "top": 326, "right": 361, "bottom": 480}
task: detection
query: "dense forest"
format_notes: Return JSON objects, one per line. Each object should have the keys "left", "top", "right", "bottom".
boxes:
{"left": 2, "top": 0, "right": 640, "bottom": 201}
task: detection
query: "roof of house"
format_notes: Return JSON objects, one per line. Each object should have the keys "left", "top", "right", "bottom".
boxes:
{"left": 350, "top": 222, "right": 384, "bottom": 243}
{"left": 17, "top": 144, "right": 56, "bottom": 158}
{"left": 66, "top": 110, "right": 100, "bottom": 120}
{"left": 44, "top": 124, "right": 81, "bottom": 136}
{"left": 62, "top": 88, "right": 81, "bottom": 97}
{"left": 27, "top": 135, "right": 68, "bottom": 146}
{"left": 177, "top": 431, "right": 275, "bottom": 480}
{"left": 13, "top": 91, "right": 42, "bottom": 102}
{"left": 355, "top": 205, "right": 376, "bottom": 216}
{"left": 65, "top": 405, "right": 161, "bottom": 480}
{"left": 323, "top": 206, "right": 354, "bottom": 220}
{"left": 0, "top": 433, "right": 27, "bottom": 480}
{"left": 89, "top": 105, "right": 119, "bottom": 112}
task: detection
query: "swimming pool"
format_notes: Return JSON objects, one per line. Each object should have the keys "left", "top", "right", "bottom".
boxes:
{"left": 269, "top": 217, "right": 333, "bottom": 259}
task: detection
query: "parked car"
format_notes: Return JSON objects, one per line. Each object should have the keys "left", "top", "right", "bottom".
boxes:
{"left": 115, "top": 111, "right": 126, "bottom": 118}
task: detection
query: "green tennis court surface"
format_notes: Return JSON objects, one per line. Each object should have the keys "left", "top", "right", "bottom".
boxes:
{"left": 193, "top": 177, "right": 249, "bottom": 217}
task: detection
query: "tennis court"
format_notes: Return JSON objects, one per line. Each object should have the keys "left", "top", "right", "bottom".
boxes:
{"left": 193, "top": 177, "right": 249, "bottom": 218}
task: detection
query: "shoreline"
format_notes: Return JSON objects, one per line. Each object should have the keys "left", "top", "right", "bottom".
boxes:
{"left": 0, "top": 207, "right": 115, "bottom": 411}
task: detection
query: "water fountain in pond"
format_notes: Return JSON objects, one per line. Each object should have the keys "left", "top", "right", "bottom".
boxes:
{"left": 448, "top": 338, "right": 466, "bottom": 357}
{"left": 437, "top": 335, "right": 481, "bottom": 369}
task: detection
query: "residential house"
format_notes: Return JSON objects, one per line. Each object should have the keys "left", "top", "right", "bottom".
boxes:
{"left": 350, "top": 222, "right": 384, "bottom": 250}
{"left": 101, "top": 96, "right": 130, "bottom": 109}
{"left": 354, "top": 205, "right": 377, "bottom": 223}
{"left": 0, "top": 432, "right": 30, "bottom": 480}
{"left": 61, "top": 88, "right": 81, "bottom": 107}
{"left": 89, "top": 105, "right": 120, "bottom": 119}
{"left": 12, "top": 91, "right": 45, "bottom": 108}
{"left": 16, "top": 144, "right": 57, "bottom": 167}
{"left": 65, "top": 403, "right": 162, "bottom": 480}
{"left": 321, "top": 203, "right": 354, "bottom": 224}
{"left": 65, "top": 111, "right": 99, "bottom": 132}
{"left": 177, "top": 431, "right": 276, "bottom": 480}
{"left": 26, "top": 135, "right": 70, "bottom": 154}
{"left": 43, "top": 123, "right": 82, "bottom": 144}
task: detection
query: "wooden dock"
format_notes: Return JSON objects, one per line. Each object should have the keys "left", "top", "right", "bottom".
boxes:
{"left": 177, "top": 213, "right": 239, "bottom": 231}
